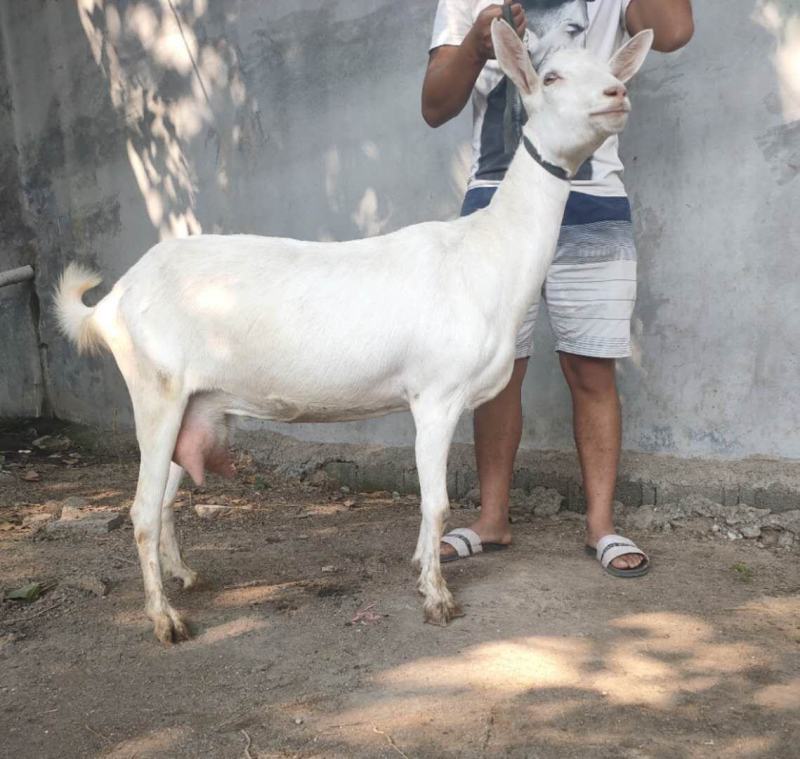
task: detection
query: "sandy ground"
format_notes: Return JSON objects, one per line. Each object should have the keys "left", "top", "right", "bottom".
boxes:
{"left": 1, "top": 425, "right": 799, "bottom": 759}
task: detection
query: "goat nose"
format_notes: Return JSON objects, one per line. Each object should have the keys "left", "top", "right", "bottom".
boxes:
{"left": 604, "top": 83, "right": 627, "bottom": 98}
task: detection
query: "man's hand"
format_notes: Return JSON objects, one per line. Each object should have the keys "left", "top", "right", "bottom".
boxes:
{"left": 421, "top": 1, "right": 527, "bottom": 128}
{"left": 465, "top": 2, "right": 526, "bottom": 62}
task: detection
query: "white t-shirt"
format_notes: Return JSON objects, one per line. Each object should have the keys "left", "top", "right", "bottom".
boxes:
{"left": 430, "top": 0, "right": 633, "bottom": 197}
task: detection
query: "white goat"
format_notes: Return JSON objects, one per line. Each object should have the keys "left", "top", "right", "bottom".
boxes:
{"left": 55, "top": 21, "right": 652, "bottom": 643}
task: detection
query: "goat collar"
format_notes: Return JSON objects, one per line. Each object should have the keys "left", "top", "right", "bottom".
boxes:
{"left": 522, "top": 135, "right": 572, "bottom": 182}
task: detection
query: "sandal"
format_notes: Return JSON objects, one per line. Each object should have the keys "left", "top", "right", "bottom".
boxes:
{"left": 440, "top": 527, "right": 509, "bottom": 564}
{"left": 585, "top": 533, "right": 650, "bottom": 578}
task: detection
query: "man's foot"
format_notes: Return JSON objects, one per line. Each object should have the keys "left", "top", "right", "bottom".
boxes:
{"left": 586, "top": 520, "right": 646, "bottom": 571}
{"left": 440, "top": 518, "right": 512, "bottom": 562}
{"left": 586, "top": 531, "right": 649, "bottom": 576}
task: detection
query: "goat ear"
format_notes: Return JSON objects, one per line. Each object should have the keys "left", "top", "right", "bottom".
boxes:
{"left": 609, "top": 29, "right": 654, "bottom": 83}
{"left": 491, "top": 19, "right": 539, "bottom": 96}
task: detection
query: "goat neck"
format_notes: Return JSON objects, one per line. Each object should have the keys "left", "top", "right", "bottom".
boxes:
{"left": 473, "top": 125, "right": 572, "bottom": 324}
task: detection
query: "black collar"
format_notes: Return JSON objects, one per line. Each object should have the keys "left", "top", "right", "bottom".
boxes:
{"left": 522, "top": 136, "right": 571, "bottom": 182}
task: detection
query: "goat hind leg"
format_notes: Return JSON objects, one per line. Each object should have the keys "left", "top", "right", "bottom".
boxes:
{"left": 131, "top": 400, "right": 191, "bottom": 643}
{"left": 411, "top": 402, "right": 462, "bottom": 626}
{"left": 159, "top": 463, "right": 199, "bottom": 589}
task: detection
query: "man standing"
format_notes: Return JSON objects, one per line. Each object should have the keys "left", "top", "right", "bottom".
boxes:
{"left": 422, "top": 0, "right": 693, "bottom": 575}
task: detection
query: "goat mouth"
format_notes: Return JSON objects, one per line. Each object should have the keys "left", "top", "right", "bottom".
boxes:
{"left": 591, "top": 107, "right": 630, "bottom": 116}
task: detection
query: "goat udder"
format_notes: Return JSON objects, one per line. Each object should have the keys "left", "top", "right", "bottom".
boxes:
{"left": 173, "top": 415, "right": 235, "bottom": 486}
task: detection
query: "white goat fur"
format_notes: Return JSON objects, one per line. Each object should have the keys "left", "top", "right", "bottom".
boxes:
{"left": 55, "top": 22, "right": 653, "bottom": 643}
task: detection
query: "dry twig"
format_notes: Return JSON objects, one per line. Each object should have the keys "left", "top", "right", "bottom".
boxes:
{"left": 241, "top": 729, "right": 254, "bottom": 759}
{"left": 372, "top": 725, "right": 410, "bottom": 759}
{"left": 85, "top": 723, "right": 110, "bottom": 743}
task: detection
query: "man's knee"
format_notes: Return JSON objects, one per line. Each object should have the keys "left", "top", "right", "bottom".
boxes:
{"left": 559, "top": 352, "right": 617, "bottom": 397}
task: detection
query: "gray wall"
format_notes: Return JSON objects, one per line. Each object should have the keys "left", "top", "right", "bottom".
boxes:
{"left": 0, "top": 19, "right": 45, "bottom": 417}
{"left": 0, "top": 0, "right": 797, "bottom": 459}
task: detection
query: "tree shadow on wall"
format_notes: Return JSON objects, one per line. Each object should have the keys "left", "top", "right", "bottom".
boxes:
{"left": 77, "top": 0, "right": 268, "bottom": 240}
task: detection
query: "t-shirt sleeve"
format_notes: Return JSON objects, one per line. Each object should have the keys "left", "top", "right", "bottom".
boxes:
{"left": 620, "top": 0, "right": 635, "bottom": 34}
{"left": 430, "top": 0, "right": 474, "bottom": 51}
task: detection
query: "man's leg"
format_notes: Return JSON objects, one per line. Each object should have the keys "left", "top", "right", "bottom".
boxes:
{"left": 440, "top": 358, "right": 528, "bottom": 559}
{"left": 559, "top": 352, "right": 643, "bottom": 570}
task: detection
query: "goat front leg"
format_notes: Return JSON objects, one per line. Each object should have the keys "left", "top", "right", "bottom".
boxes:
{"left": 411, "top": 400, "right": 462, "bottom": 625}
{"left": 159, "top": 463, "right": 199, "bottom": 590}
{"left": 131, "top": 402, "right": 191, "bottom": 644}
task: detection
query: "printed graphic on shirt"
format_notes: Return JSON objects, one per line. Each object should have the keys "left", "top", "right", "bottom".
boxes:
{"left": 475, "top": 0, "right": 595, "bottom": 183}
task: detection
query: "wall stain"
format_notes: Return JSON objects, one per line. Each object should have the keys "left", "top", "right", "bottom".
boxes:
{"left": 637, "top": 425, "right": 677, "bottom": 453}
{"left": 756, "top": 119, "right": 800, "bottom": 185}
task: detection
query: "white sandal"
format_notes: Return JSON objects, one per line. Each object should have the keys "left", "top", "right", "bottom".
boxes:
{"left": 440, "top": 527, "right": 509, "bottom": 564}
{"left": 586, "top": 533, "right": 650, "bottom": 578}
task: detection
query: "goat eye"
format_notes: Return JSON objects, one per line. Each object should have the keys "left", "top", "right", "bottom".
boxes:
{"left": 543, "top": 72, "right": 560, "bottom": 86}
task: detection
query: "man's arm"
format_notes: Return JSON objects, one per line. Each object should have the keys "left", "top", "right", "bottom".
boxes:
{"left": 422, "top": 2, "right": 526, "bottom": 128}
{"left": 626, "top": 0, "right": 694, "bottom": 53}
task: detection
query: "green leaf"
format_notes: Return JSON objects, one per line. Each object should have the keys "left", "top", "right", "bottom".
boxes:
{"left": 6, "top": 582, "right": 42, "bottom": 601}
{"left": 732, "top": 562, "right": 753, "bottom": 582}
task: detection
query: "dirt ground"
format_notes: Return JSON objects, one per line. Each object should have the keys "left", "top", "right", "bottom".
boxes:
{"left": 1, "top": 423, "right": 799, "bottom": 759}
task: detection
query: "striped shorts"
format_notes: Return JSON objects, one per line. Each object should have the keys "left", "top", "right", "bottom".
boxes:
{"left": 461, "top": 188, "right": 637, "bottom": 359}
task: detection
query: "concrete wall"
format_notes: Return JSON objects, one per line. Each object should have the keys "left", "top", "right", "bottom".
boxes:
{"left": 0, "top": 0, "right": 797, "bottom": 459}
{"left": 0, "top": 20, "right": 44, "bottom": 417}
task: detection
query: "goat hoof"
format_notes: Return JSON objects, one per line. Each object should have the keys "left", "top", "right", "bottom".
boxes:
{"left": 180, "top": 570, "right": 201, "bottom": 590}
{"left": 162, "top": 564, "right": 201, "bottom": 590}
{"left": 152, "top": 611, "right": 192, "bottom": 644}
{"left": 424, "top": 600, "right": 463, "bottom": 626}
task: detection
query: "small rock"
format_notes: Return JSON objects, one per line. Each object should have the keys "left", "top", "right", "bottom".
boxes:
{"left": 21, "top": 470, "right": 40, "bottom": 482}
{"left": 62, "top": 496, "right": 88, "bottom": 510}
{"left": 557, "top": 510, "right": 583, "bottom": 521}
{"left": 294, "top": 717, "right": 304, "bottom": 725}
{"left": 343, "top": 499, "right": 356, "bottom": 508}
{"left": 340, "top": 486, "right": 351, "bottom": 494}
{"left": 740, "top": 524, "right": 761, "bottom": 539}
{"left": 776, "top": 510, "right": 800, "bottom": 535}
{"left": 392, "top": 491, "right": 401, "bottom": 501}
{"left": 32, "top": 435, "right": 72, "bottom": 452}
{"left": 777, "top": 531, "right": 795, "bottom": 549}
{"left": 760, "top": 528, "right": 780, "bottom": 547}
{"left": 677, "top": 494, "right": 724, "bottom": 518}
{"left": 321, "top": 565, "right": 335, "bottom": 574}
{"left": 726, "top": 530, "right": 740, "bottom": 541}
{"left": 47, "top": 509, "right": 124, "bottom": 534}
{"left": 60, "top": 505, "right": 85, "bottom": 521}
{"left": 64, "top": 574, "right": 108, "bottom": 597}
{"left": 628, "top": 505, "right": 655, "bottom": 530}
{"left": 307, "top": 469, "right": 332, "bottom": 488}
{"left": 194, "top": 503, "right": 231, "bottom": 519}
{"left": 531, "top": 487, "right": 564, "bottom": 517}
{"left": 684, "top": 516, "right": 716, "bottom": 536}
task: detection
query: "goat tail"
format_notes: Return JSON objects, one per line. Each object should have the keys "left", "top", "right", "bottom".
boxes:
{"left": 54, "top": 263, "right": 105, "bottom": 355}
